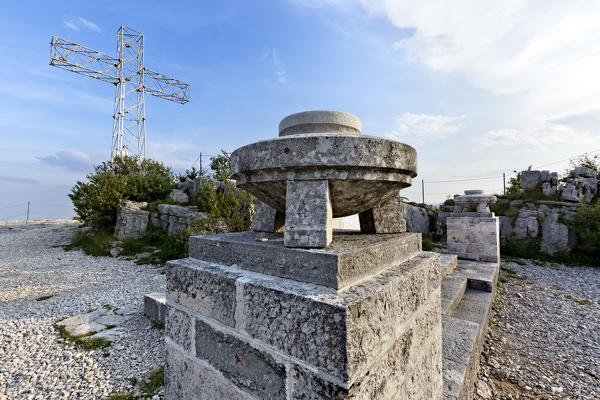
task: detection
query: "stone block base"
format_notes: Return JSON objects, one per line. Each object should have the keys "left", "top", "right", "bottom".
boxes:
{"left": 165, "top": 234, "right": 442, "bottom": 400}
{"left": 446, "top": 216, "right": 499, "bottom": 263}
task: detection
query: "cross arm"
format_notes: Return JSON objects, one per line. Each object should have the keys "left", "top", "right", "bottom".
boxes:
{"left": 50, "top": 36, "right": 118, "bottom": 84}
{"left": 143, "top": 68, "right": 190, "bottom": 104}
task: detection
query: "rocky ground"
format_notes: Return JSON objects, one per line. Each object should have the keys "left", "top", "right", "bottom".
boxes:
{"left": 0, "top": 220, "right": 166, "bottom": 400}
{"left": 475, "top": 258, "right": 600, "bottom": 400}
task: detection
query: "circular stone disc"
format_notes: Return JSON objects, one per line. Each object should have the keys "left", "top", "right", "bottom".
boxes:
{"left": 231, "top": 134, "right": 417, "bottom": 217}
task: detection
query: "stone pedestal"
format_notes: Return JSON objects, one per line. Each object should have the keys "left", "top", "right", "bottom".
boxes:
{"left": 446, "top": 213, "right": 500, "bottom": 263}
{"left": 164, "top": 232, "right": 443, "bottom": 399}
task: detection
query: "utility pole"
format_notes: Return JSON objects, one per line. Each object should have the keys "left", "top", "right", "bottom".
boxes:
{"left": 26, "top": 202, "right": 30, "bottom": 224}
{"left": 199, "top": 152, "right": 202, "bottom": 174}
{"left": 421, "top": 179, "right": 425, "bottom": 204}
{"left": 503, "top": 173, "right": 506, "bottom": 195}
{"left": 50, "top": 26, "right": 190, "bottom": 159}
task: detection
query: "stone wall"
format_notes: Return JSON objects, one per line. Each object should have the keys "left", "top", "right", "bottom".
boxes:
{"left": 114, "top": 201, "right": 206, "bottom": 240}
{"left": 165, "top": 233, "right": 443, "bottom": 400}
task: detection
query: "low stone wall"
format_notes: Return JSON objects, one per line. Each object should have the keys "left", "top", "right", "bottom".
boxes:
{"left": 114, "top": 201, "right": 206, "bottom": 240}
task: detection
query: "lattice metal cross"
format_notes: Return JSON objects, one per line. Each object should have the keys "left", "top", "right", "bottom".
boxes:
{"left": 50, "top": 26, "right": 190, "bottom": 159}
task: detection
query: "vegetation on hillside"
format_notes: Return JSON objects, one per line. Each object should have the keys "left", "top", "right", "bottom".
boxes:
{"left": 69, "top": 156, "right": 175, "bottom": 229}
{"left": 66, "top": 152, "right": 255, "bottom": 263}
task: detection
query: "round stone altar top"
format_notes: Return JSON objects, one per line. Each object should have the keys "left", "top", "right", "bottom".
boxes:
{"left": 279, "top": 110, "right": 362, "bottom": 137}
{"left": 231, "top": 110, "right": 417, "bottom": 218}
{"left": 464, "top": 190, "right": 484, "bottom": 195}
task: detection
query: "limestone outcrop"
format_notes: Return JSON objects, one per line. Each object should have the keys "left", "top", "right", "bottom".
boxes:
{"left": 114, "top": 201, "right": 206, "bottom": 240}
{"left": 114, "top": 201, "right": 149, "bottom": 240}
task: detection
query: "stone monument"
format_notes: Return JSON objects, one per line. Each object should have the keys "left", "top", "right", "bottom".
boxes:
{"left": 164, "top": 111, "right": 443, "bottom": 399}
{"left": 447, "top": 190, "right": 500, "bottom": 262}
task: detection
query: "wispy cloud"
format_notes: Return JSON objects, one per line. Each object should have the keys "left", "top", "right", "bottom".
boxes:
{"left": 77, "top": 17, "right": 101, "bottom": 32}
{"left": 62, "top": 17, "right": 101, "bottom": 33}
{"left": 272, "top": 49, "right": 287, "bottom": 83}
{"left": 36, "top": 150, "right": 94, "bottom": 172}
{"left": 385, "top": 113, "right": 465, "bottom": 143}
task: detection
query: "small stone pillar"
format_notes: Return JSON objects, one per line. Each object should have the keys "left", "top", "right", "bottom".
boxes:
{"left": 447, "top": 190, "right": 500, "bottom": 262}
{"left": 164, "top": 111, "right": 442, "bottom": 400}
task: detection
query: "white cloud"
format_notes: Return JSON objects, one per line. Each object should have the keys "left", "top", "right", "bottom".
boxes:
{"left": 62, "top": 17, "right": 101, "bottom": 33}
{"left": 301, "top": 1, "right": 600, "bottom": 118}
{"left": 385, "top": 112, "right": 465, "bottom": 142}
{"left": 63, "top": 20, "right": 79, "bottom": 31}
{"left": 480, "top": 117, "right": 597, "bottom": 150}
{"left": 36, "top": 150, "right": 94, "bottom": 172}
{"left": 78, "top": 17, "right": 101, "bottom": 33}
{"left": 272, "top": 49, "right": 287, "bottom": 83}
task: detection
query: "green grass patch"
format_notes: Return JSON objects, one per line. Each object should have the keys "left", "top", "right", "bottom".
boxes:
{"left": 35, "top": 295, "right": 54, "bottom": 301}
{"left": 120, "top": 237, "right": 154, "bottom": 255}
{"left": 57, "top": 325, "right": 111, "bottom": 350}
{"left": 106, "top": 392, "right": 134, "bottom": 400}
{"left": 139, "top": 365, "right": 164, "bottom": 397}
{"left": 106, "top": 365, "right": 164, "bottom": 400}
{"left": 65, "top": 229, "right": 113, "bottom": 257}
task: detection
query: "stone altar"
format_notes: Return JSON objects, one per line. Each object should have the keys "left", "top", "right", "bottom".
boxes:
{"left": 164, "top": 111, "right": 443, "bottom": 399}
{"left": 447, "top": 190, "right": 500, "bottom": 263}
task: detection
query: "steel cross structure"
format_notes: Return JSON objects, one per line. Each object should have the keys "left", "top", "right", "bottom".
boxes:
{"left": 50, "top": 26, "right": 190, "bottom": 159}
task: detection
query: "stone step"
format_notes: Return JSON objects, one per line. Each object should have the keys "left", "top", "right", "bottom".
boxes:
{"left": 451, "top": 260, "right": 499, "bottom": 292}
{"left": 189, "top": 231, "right": 422, "bottom": 290}
{"left": 440, "top": 254, "right": 458, "bottom": 278}
{"left": 441, "top": 260, "right": 499, "bottom": 400}
{"left": 144, "top": 292, "right": 166, "bottom": 324}
{"left": 441, "top": 276, "right": 467, "bottom": 316}
{"left": 453, "top": 289, "right": 493, "bottom": 344}
{"left": 442, "top": 316, "right": 479, "bottom": 400}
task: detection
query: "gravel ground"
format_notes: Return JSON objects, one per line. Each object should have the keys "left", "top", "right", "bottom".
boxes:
{"left": 476, "top": 258, "right": 600, "bottom": 400}
{"left": 0, "top": 220, "right": 166, "bottom": 400}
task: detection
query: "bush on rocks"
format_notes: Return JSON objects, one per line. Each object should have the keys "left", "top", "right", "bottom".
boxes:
{"left": 69, "top": 156, "right": 175, "bottom": 229}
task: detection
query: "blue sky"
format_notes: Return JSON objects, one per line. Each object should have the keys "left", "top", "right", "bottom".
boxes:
{"left": 1, "top": 0, "right": 600, "bottom": 220}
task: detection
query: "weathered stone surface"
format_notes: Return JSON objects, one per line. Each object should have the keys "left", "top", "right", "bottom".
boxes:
{"left": 168, "top": 188, "right": 189, "bottom": 204}
{"left": 114, "top": 200, "right": 149, "bottom": 240}
{"left": 165, "top": 344, "right": 257, "bottom": 400}
{"left": 569, "top": 166, "right": 596, "bottom": 178}
{"left": 403, "top": 202, "right": 431, "bottom": 234}
{"left": 189, "top": 231, "right": 422, "bottom": 290}
{"left": 194, "top": 319, "right": 287, "bottom": 399}
{"left": 251, "top": 200, "right": 284, "bottom": 232}
{"left": 240, "top": 252, "right": 439, "bottom": 381}
{"left": 442, "top": 316, "right": 479, "bottom": 400}
{"left": 157, "top": 204, "right": 207, "bottom": 235}
{"left": 521, "top": 170, "right": 542, "bottom": 190}
{"left": 290, "top": 328, "right": 417, "bottom": 399}
{"left": 166, "top": 258, "right": 240, "bottom": 327}
{"left": 513, "top": 209, "right": 539, "bottom": 239}
{"left": 279, "top": 110, "right": 362, "bottom": 137}
{"left": 447, "top": 216, "right": 499, "bottom": 263}
{"left": 166, "top": 306, "right": 192, "bottom": 352}
{"left": 358, "top": 192, "right": 406, "bottom": 234}
{"left": 453, "top": 191, "right": 497, "bottom": 214}
{"left": 540, "top": 212, "right": 570, "bottom": 255}
{"left": 284, "top": 179, "right": 333, "bottom": 248}
{"left": 144, "top": 292, "right": 166, "bottom": 324}
{"left": 88, "top": 327, "right": 125, "bottom": 341}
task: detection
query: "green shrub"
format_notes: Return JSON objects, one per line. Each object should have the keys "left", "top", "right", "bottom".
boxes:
{"left": 69, "top": 156, "right": 175, "bottom": 229}
{"left": 501, "top": 238, "right": 541, "bottom": 259}
{"left": 568, "top": 201, "right": 600, "bottom": 255}
{"left": 191, "top": 180, "right": 254, "bottom": 234}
